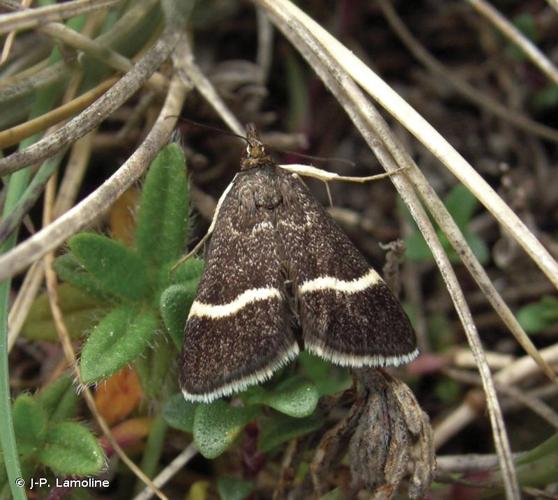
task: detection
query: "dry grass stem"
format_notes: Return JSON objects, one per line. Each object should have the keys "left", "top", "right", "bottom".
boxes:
{"left": 133, "top": 444, "right": 198, "bottom": 500}
{"left": 173, "top": 39, "right": 245, "bottom": 137}
{"left": 0, "top": 77, "right": 117, "bottom": 148}
{"left": 38, "top": 23, "right": 168, "bottom": 92}
{"left": 0, "top": 69, "right": 188, "bottom": 281}
{"left": 0, "top": 0, "right": 122, "bottom": 35}
{"left": 0, "top": 29, "right": 179, "bottom": 178}
{"left": 263, "top": 0, "right": 558, "bottom": 293}
{"left": 435, "top": 343, "right": 558, "bottom": 447}
{"left": 466, "top": 0, "right": 558, "bottom": 87}
{"left": 255, "top": 1, "right": 521, "bottom": 496}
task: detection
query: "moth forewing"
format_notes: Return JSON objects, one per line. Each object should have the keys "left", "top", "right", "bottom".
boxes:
{"left": 179, "top": 129, "right": 417, "bottom": 403}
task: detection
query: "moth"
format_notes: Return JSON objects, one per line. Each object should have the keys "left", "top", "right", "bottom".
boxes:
{"left": 180, "top": 126, "right": 418, "bottom": 402}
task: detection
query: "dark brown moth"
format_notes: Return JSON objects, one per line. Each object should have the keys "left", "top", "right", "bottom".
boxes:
{"left": 180, "top": 126, "right": 417, "bottom": 402}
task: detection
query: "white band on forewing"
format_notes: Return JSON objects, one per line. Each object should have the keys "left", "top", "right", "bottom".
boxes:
{"left": 299, "top": 268, "right": 382, "bottom": 294}
{"left": 188, "top": 287, "right": 282, "bottom": 319}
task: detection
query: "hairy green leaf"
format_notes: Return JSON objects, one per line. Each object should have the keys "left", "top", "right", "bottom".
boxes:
{"left": 69, "top": 233, "right": 151, "bottom": 301}
{"left": 80, "top": 306, "right": 159, "bottom": 383}
{"left": 193, "top": 401, "right": 259, "bottom": 459}
{"left": 135, "top": 144, "right": 189, "bottom": 269}
{"left": 38, "top": 422, "right": 104, "bottom": 476}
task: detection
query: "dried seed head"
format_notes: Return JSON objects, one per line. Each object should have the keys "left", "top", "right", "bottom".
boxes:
{"left": 349, "top": 369, "right": 435, "bottom": 499}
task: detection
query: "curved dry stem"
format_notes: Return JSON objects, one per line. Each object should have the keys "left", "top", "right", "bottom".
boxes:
{"left": 133, "top": 444, "right": 198, "bottom": 500}
{"left": 7, "top": 132, "right": 95, "bottom": 352}
{"left": 264, "top": 0, "right": 558, "bottom": 293}
{"left": 172, "top": 38, "right": 245, "bottom": 137}
{"left": 39, "top": 22, "right": 168, "bottom": 93}
{"left": 0, "top": 71, "right": 188, "bottom": 280}
{"left": 0, "top": 29, "right": 179, "bottom": 178}
{"left": 435, "top": 343, "right": 558, "bottom": 447}
{"left": 256, "top": 1, "right": 520, "bottom": 497}
{"left": 378, "top": 0, "right": 558, "bottom": 144}
{"left": 0, "top": 77, "right": 117, "bottom": 148}
{"left": 466, "top": 0, "right": 558, "bottom": 87}
{"left": 0, "top": 0, "right": 122, "bottom": 35}
{"left": 40, "top": 166, "right": 167, "bottom": 500}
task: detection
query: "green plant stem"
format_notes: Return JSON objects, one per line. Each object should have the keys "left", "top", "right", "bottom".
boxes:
{"left": 0, "top": 168, "right": 33, "bottom": 500}
{"left": 135, "top": 415, "right": 168, "bottom": 494}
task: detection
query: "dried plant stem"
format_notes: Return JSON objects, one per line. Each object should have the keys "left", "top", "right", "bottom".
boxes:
{"left": 0, "top": 69, "right": 187, "bottom": 281}
{"left": 378, "top": 0, "right": 558, "bottom": 144}
{"left": 445, "top": 368, "right": 558, "bottom": 429}
{"left": 435, "top": 343, "right": 558, "bottom": 447}
{"left": 0, "top": 77, "right": 117, "bottom": 149}
{"left": 264, "top": 0, "right": 558, "bottom": 293}
{"left": 0, "top": 29, "right": 179, "bottom": 178}
{"left": 133, "top": 444, "right": 198, "bottom": 500}
{"left": 172, "top": 39, "right": 245, "bottom": 137}
{"left": 8, "top": 132, "right": 95, "bottom": 351}
{"left": 39, "top": 22, "right": 168, "bottom": 92}
{"left": 42, "top": 236, "right": 168, "bottom": 500}
{"left": 466, "top": 0, "right": 558, "bottom": 87}
{"left": 0, "top": 0, "right": 122, "bottom": 35}
{"left": 255, "top": 1, "right": 520, "bottom": 497}
{"left": 0, "top": 0, "right": 32, "bottom": 64}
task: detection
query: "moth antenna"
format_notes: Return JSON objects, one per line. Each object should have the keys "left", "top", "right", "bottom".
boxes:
{"left": 166, "top": 116, "right": 249, "bottom": 144}
{"left": 171, "top": 231, "right": 211, "bottom": 272}
{"left": 171, "top": 175, "right": 237, "bottom": 273}
{"left": 270, "top": 148, "right": 355, "bottom": 168}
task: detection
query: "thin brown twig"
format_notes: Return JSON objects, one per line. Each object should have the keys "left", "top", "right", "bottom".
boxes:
{"left": 264, "top": 0, "right": 558, "bottom": 294}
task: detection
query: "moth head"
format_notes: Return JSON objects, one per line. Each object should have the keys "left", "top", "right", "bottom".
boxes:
{"left": 241, "top": 123, "right": 271, "bottom": 170}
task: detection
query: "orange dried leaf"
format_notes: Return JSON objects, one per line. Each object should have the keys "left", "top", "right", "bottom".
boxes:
{"left": 110, "top": 188, "right": 139, "bottom": 246}
{"left": 100, "top": 417, "right": 153, "bottom": 455}
{"left": 95, "top": 367, "right": 142, "bottom": 425}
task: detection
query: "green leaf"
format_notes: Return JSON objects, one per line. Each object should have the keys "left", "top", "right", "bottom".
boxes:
{"left": 516, "top": 433, "right": 558, "bottom": 466}
{"left": 37, "top": 422, "right": 104, "bottom": 476}
{"left": 69, "top": 233, "right": 151, "bottom": 301}
{"left": 259, "top": 413, "right": 322, "bottom": 453}
{"left": 54, "top": 254, "right": 115, "bottom": 302}
{"left": 80, "top": 306, "right": 159, "bottom": 383}
{"left": 13, "top": 395, "right": 48, "bottom": 458}
{"left": 171, "top": 257, "right": 204, "bottom": 285}
{"left": 134, "top": 337, "right": 175, "bottom": 400}
{"left": 532, "top": 84, "right": 558, "bottom": 111}
{"left": 444, "top": 185, "right": 477, "bottom": 230}
{"left": 23, "top": 283, "right": 109, "bottom": 342}
{"left": 193, "top": 401, "right": 259, "bottom": 459}
{"left": 163, "top": 394, "right": 198, "bottom": 433}
{"left": 217, "top": 476, "right": 253, "bottom": 500}
{"left": 259, "top": 377, "right": 319, "bottom": 418}
{"left": 517, "top": 296, "right": 558, "bottom": 334}
{"left": 135, "top": 144, "right": 189, "bottom": 269}
{"left": 297, "top": 352, "right": 351, "bottom": 396}
{"left": 160, "top": 283, "right": 198, "bottom": 348}
{"left": 36, "top": 374, "right": 79, "bottom": 422}
{"left": 404, "top": 231, "right": 433, "bottom": 262}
